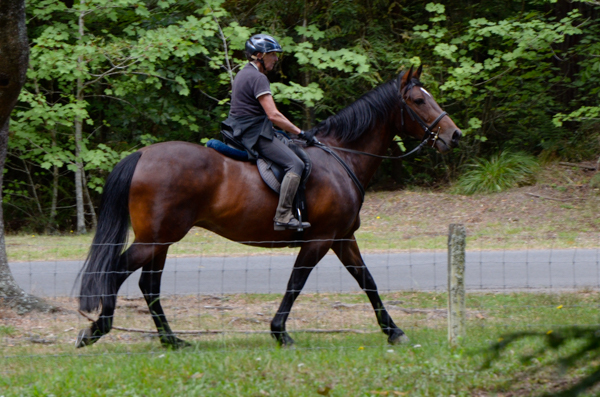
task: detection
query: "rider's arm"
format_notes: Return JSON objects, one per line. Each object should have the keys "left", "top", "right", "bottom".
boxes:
{"left": 258, "top": 94, "right": 302, "bottom": 136}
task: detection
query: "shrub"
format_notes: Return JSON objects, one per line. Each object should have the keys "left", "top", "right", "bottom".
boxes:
{"left": 453, "top": 151, "right": 539, "bottom": 195}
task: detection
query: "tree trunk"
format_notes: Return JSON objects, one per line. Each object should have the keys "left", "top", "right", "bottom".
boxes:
{"left": 74, "top": 1, "right": 86, "bottom": 234}
{"left": 0, "top": 0, "right": 52, "bottom": 313}
{"left": 49, "top": 128, "right": 58, "bottom": 232}
{"left": 82, "top": 170, "right": 97, "bottom": 229}
{"left": 74, "top": 118, "right": 86, "bottom": 233}
{"left": 301, "top": 7, "right": 315, "bottom": 130}
{"left": 22, "top": 157, "right": 44, "bottom": 218}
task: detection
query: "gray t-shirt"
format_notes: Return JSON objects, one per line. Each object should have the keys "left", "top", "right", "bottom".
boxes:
{"left": 229, "top": 63, "right": 271, "bottom": 117}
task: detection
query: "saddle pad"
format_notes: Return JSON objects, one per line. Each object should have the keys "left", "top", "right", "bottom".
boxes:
{"left": 206, "top": 139, "right": 248, "bottom": 161}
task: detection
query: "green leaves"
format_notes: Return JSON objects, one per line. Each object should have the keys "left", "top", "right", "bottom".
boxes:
{"left": 425, "top": 2, "right": 446, "bottom": 22}
{"left": 410, "top": 1, "right": 597, "bottom": 159}
{"left": 416, "top": 5, "right": 584, "bottom": 93}
{"left": 553, "top": 106, "right": 600, "bottom": 127}
{"left": 271, "top": 82, "right": 324, "bottom": 107}
{"left": 295, "top": 25, "right": 325, "bottom": 40}
{"left": 462, "top": 118, "right": 486, "bottom": 142}
{"left": 432, "top": 43, "right": 458, "bottom": 61}
{"left": 14, "top": 0, "right": 248, "bottom": 183}
{"left": 291, "top": 42, "right": 369, "bottom": 73}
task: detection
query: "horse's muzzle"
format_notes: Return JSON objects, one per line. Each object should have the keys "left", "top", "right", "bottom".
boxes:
{"left": 451, "top": 129, "right": 462, "bottom": 148}
{"left": 435, "top": 129, "right": 461, "bottom": 153}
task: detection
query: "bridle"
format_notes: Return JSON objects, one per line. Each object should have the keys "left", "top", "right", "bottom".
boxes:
{"left": 315, "top": 81, "right": 449, "bottom": 160}
{"left": 305, "top": 79, "right": 451, "bottom": 203}
{"left": 399, "top": 83, "right": 448, "bottom": 153}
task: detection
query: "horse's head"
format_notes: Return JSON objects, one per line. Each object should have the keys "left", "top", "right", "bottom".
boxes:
{"left": 397, "top": 66, "right": 461, "bottom": 153}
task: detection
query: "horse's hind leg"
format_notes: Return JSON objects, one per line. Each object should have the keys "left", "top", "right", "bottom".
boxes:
{"left": 332, "top": 237, "right": 409, "bottom": 345}
{"left": 76, "top": 242, "right": 168, "bottom": 348}
{"left": 138, "top": 249, "right": 190, "bottom": 349}
{"left": 271, "top": 240, "right": 332, "bottom": 346}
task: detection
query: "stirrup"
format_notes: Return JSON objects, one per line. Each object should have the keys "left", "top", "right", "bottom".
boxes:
{"left": 274, "top": 218, "right": 311, "bottom": 231}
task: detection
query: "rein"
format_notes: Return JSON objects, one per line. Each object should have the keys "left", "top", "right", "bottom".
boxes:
{"left": 318, "top": 137, "right": 429, "bottom": 160}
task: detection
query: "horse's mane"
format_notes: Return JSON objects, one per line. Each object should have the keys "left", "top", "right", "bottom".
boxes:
{"left": 310, "top": 72, "right": 423, "bottom": 143}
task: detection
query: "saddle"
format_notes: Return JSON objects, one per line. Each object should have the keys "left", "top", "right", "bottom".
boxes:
{"left": 206, "top": 129, "right": 312, "bottom": 230}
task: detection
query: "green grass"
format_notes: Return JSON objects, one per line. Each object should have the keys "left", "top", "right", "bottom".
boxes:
{"left": 2, "top": 291, "right": 600, "bottom": 396}
{"left": 0, "top": 329, "right": 594, "bottom": 397}
{"left": 0, "top": 326, "right": 16, "bottom": 337}
{"left": 0, "top": 332, "right": 485, "bottom": 397}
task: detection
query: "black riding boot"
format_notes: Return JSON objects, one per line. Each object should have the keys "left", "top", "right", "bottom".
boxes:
{"left": 274, "top": 172, "right": 311, "bottom": 231}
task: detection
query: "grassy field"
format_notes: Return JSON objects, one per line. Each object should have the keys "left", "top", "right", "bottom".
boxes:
{"left": 2, "top": 165, "right": 599, "bottom": 395}
{"left": 2, "top": 290, "right": 600, "bottom": 396}
{"left": 5, "top": 225, "right": 600, "bottom": 263}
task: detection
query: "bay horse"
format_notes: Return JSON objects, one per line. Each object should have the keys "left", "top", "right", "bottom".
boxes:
{"left": 76, "top": 66, "right": 461, "bottom": 348}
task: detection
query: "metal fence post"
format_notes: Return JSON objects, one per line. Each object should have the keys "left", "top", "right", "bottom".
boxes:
{"left": 448, "top": 224, "right": 466, "bottom": 347}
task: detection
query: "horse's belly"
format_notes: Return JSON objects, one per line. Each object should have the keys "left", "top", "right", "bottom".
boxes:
{"left": 195, "top": 184, "right": 298, "bottom": 246}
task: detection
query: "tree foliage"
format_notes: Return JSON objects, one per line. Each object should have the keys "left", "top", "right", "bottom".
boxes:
{"left": 5, "top": 0, "right": 600, "bottom": 232}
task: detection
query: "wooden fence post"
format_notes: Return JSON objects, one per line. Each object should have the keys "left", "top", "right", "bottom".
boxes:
{"left": 448, "top": 224, "right": 466, "bottom": 347}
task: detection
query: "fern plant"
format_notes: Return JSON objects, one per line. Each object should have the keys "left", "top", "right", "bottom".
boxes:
{"left": 453, "top": 151, "right": 539, "bottom": 195}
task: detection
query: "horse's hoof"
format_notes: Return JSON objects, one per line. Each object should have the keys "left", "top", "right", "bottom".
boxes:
{"left": 161, "top": 336, "right": 191, "bottom": 350}
{"left": 272, "top": 331, "right": 295, "bottom": 347}
{"left": 281, "top": 337, "right": 295, "bottom": 349}
{"left": 388, "top": 331, "right": 410, "bottom": 345}
{"left": 75, "top": 328, "right": 95, "bottom": 348}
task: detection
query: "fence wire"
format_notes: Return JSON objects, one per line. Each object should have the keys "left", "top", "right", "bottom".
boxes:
{"left": 2, "top": 231, "right": 600, "bottom": 357}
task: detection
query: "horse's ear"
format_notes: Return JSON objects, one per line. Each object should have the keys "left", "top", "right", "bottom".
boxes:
{"left": 415, "top": 64, "right": 423, "bottom": 80}
{"left": 398, "top": 65, "right": 413, "bottom": 92}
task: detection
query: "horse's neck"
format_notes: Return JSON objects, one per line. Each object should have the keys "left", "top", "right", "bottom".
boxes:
{"left": 324, "top": 124, "right": 394, "bottom": 187}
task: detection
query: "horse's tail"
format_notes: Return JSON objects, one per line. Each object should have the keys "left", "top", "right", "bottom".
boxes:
{"left": 78, "top": 151, "right": 143, "bottom": 313}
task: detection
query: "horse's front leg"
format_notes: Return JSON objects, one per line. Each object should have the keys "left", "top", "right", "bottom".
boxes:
{"left": 332, "top": 237, "right": 409, "bottom": 345}
{"left": 271, "top": 240, "right": 332, "bottom": 346}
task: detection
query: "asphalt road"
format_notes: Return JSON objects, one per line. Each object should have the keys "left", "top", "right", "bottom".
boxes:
{"left": 8, "top": 249, "right": 600, "bottom": 298}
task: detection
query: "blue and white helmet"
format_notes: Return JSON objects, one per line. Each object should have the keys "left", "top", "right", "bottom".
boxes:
{"left": 245, "top": 34, "right": 283, "bottom": 60}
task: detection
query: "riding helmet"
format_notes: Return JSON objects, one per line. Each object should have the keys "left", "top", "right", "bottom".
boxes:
{"left": 245, "top": 34, "right": 283, "bottom": 59}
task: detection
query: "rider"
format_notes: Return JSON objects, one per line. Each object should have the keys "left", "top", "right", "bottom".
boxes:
{"left": 222, "top": 34, "right": 311, "bottom": 231}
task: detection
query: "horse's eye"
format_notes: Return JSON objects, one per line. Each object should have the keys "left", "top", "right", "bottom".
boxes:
{"left": 414, "top": 98, "right": 425, "bottom": 105}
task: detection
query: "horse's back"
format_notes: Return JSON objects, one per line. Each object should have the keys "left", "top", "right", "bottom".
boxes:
{"left": 137, "top": 140, "right": 221, "bottom": 170}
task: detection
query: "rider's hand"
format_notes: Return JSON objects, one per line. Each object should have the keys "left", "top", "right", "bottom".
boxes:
{"left": 298, "top": 130, "right": 319, "bottom": 145}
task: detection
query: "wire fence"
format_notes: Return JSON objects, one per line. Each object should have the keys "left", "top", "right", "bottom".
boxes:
{"left": 2, "top": 230, "right": 600, "bottom": 356}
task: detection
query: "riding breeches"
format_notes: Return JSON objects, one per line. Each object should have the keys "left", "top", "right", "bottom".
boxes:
{"left": 254, "top": 135, "right": 304, "bottom": 176}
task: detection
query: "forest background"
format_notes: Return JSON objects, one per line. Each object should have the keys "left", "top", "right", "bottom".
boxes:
{"left": 5, "top": 0, "right": 600, "bottom": 234}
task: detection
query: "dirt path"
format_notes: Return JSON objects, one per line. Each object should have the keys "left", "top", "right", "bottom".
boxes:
{"left": 359, "top": 162, "right": 599, "bottom": 238}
